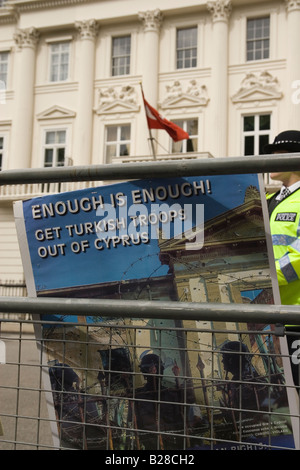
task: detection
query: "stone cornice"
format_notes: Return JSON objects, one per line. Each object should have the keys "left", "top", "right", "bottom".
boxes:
{"left": 0, "top": 4, "right": 19, "bottom": 24}
{"left": 6, "top": 0, "right": 99, "bottom": 12}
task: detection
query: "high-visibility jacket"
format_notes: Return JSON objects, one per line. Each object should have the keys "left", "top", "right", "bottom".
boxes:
{"left": 267, "top": 187, "right": 300, "bottom": 306}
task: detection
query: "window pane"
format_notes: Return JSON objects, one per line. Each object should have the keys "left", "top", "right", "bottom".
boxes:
{"left": 114, "top": 37, "right": 130, "bottom": 55}
{"left": 187, "top": 137, "right": 196, "bottom": 152}
{"left": 51, "top": 44, "right": 59, "bottom": 53}
{"left": 120, "top": 143, "right": 130, "bottom": 156}
{"left": 57, "top": 130, "right": 66, "bottom": 144}
{"left": 112, "top": 56, "right": 130, "bottom": 76}
{"left": 57, "top": 148, "right": 65, "bottom": 166}
{"left": 51, "top": 54, "right": 59, "bottom": 65}
{"left": 176, "top": 27, "right": 197, "bottom": 69}
{"left": 112, "top": 36, "right": 131, "bottom": 76}
{"left": 263, "top": 40, "right": 269, "bottom": 59}
{"left": 0, "top": 52, "right": 8, "bottom": 87}
{"left": 247, "top": 23, "right": 255, "bottom": 40}
{"left": 259, "top": 134, "right": 269, "bottom": 155}
{"left": 105, "top": 124, "right": 131, "bottom": 161}
{"left": 61, "top": 52, "right": 69, "bottom": 64}
{"left": 244, "top": 136, "right": 254, "bottom": 155}
{"left": 174, "top": 119, "right": 184, "bottom": 129}
{"left": 177, "top": 27, "right": 197, "bottom": 48}
{"left": 50, "top": 66, "right": 58, "bottom": 82}
{"left": 176, "top": 51, "right": 183, "bottom": 69}
{"left": 246, "top": 17, "right": 270, "bottom": 61}
{"left": 255, "top": 41, "right": 262, "bottom": 60}
{"left": 50, "top": 42, "right": 69, "bottom": 82}
{"left": 106, "top": 144, "right": 116, "bottom": 160}
{"left": 173, "top": 119, "right": 198, "bottom": 137}
{"left": 186, "top": 119, "right": 198, "bottom": 136}
{"left": 255, "top": 19, "right": 262, "bottom": 36}
{"left": 120, "top": 125, "right": 130, "bottom": 141}
{"left": 243, "top": 116, "right": 255, "bottom": 132}
{"left": 172, "top": 141, "right": 183, "bottom": 153}
{"left": 46, "top": 130, "right": 66, "bottom": 144}
{"left": 60, "top": 64, "right": 68, "bottom": 81}
{"left": 263, "top": 20, "right": 270, "bottom": 36}
{"left": 107, "top": 126, "right": 118, "bottom": 142}
{"left": 0, "top": 52, "right": 9, "bottom": 61}
{"left": 259, "top": 115, "right": 270, "bottom": 130}
{"left": 61, "top": 43, "right": 70, "bottom": 52}
{"left": 243, "top": 114, "right": 271, "bottom": 155}
{"left": 44, "top": 130, "right": 67, "bottom": 167}
{"left": 0, "top": 137, "right": 3, "bottom": 150}
{"left": 172, "top": 119, "right": 198, "bottom": 153}
{"left": 44, "top": 149, "right": 53, "bottom": 166}
{"left": 46, "top": 132, "right": 55, "bottom": 144}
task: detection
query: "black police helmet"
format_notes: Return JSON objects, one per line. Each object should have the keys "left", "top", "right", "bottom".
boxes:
{"left": 139, "top": 353, "right": 164, "bottom": 374}
{"left": 263, "top": 130, "right": 300, "bottom": 154}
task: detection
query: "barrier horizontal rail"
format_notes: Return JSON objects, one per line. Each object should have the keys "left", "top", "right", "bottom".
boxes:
{"left": 0, "top": 315, "right": 297, "bottom": 451}
{"left": 1, "top": 154, "right": 300, "bottom": 184}
{"left": 1, "top": 296, "right": 300, "bottom": 325}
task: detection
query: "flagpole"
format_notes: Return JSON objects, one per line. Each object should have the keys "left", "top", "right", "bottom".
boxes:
{"left": 139, "top": 82, "right": 156, "bottom": 160}
{"left": 148, "top": 126, "right": 157, "bottom": 160}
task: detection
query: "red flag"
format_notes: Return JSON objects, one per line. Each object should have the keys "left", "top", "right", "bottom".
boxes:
{"left": 143, "top": 96, "right": 189, "bottom": 142}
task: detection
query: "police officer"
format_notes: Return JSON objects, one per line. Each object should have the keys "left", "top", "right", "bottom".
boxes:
{"left": 131, "top": 353, "right": 184, "bottom": 450}
{"left": 264, "top": 130, "right": 300, "bottom": 388}
{"left": 220, "top": 341, "right": 268, "bottom": 411}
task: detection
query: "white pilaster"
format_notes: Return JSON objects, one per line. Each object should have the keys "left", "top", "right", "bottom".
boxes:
{"left": 207, "top": 0, "right": 231, "bottom": 158}
{"left": 138, "top": 9, "right": 163, "bottom": 156}
{"left": 285, "top": 0, "right": 300, "bottom": 129}
{"left": 11, "top": 27, "right": 39, "bottom": 169}
{"left": 74, "top": 19, "right": 99, "bottom": 166}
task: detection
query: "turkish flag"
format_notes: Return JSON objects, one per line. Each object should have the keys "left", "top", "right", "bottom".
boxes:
{"left": 143, "top": 97, "right": 189, "bottom": 142}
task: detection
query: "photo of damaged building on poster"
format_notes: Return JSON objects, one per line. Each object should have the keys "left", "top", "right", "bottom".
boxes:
{"left": 37, "top": 184, "right": 292, "bottom": 450}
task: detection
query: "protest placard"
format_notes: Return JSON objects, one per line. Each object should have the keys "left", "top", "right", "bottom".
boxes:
{"left": 14, "top": 174, "right": 297, "bottom": 450}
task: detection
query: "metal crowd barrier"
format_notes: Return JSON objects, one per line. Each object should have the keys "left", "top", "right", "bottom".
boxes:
{"left": 0, "top": 155, "right": 300, "bottom": 451}
{"left": 0, "top": 314, "right": 299, "bottom": 451}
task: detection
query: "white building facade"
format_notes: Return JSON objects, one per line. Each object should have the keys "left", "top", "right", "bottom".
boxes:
{"left": 0, "top": 0, "right": 299, "bottom": 290}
